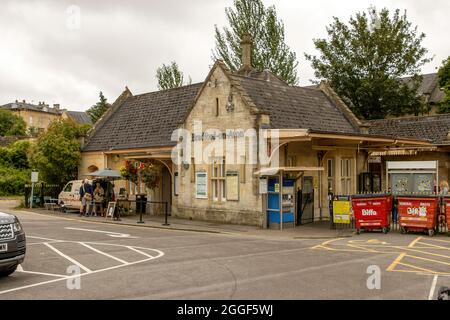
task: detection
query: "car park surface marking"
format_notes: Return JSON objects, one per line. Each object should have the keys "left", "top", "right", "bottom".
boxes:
{"left": 314, "top": 236, "right": 450, "bottom": 277}
{"left": 64, "top": 227, "right": 139, "bottom": 238}
{"left": 0, "top": 236, "right": 164, "bottom": 296}
{"left": 428, "top": 275, "right": 439, "bottom": 300}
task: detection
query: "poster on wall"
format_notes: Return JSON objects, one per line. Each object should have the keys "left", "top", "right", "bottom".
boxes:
{"left": 196, "top": 172, "right": 208, "bottom": 199}
{"left": 226, "top": 172, "right": 239, "bottom": 201}
{"left": 333, "top": 200, "right": 351, "bottom": 224}
{"left": 259, "top": 177, "right": 268, "bottom": 195}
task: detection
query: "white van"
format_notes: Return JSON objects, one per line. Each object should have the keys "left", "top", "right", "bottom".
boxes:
{"left": 58, "top": 180, "right": 91, "bottom": 210}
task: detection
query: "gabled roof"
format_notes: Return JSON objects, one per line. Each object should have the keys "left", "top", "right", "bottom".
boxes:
{"left": 369, "top": 114, "right": 450, "bottom": 145}
{"left": 83, "top": 63, "right": 366, "bottom": 152}
{"left": 401, "top": 73, "right": 444, "bottom": 103}
{"left": 65, "top": 111, "right": 93, "bottom": 125}
{"left": 236, "top": 75, "right": 360, "bottom": 134}
{"left": 82, "top": 83, "right": 202, "bottom": 152}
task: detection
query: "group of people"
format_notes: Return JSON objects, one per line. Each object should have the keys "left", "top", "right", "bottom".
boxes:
{"left": 79, "top": 179, "right": 119, "bottom": 220}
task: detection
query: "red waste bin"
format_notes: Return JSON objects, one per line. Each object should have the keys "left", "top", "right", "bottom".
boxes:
{"left": 397, "top": 196, "right": 439, "bottom": 237}
{"left": 352, "top": 194, "right": 392, "bottom": 234}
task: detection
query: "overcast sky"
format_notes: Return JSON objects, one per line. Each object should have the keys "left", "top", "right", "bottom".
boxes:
{"left": 0, "top": 0, "right": 449, "bottom": 111}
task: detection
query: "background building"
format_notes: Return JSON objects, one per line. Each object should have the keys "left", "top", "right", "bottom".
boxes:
{"left": 0, "top": 100, "right": 92, "bottom": 133}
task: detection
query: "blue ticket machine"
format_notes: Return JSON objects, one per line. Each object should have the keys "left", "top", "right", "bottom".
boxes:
{"left": 267, "top": 177, "right": 295, "bottom": 229}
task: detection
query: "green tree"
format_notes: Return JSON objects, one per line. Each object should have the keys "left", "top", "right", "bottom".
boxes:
{"left": 438, "top": 56, "right": 450, "bottom": 114}
{"left": 29, "top": 120, "right": 84, "bottom": 185}
{"left": 0, "top": 109, "right": 27, "bottom": 136}
{"left": 156, "top": 61, "right": 191, "bottom": 91}
{"left": 306, "top": 7, "right": 432, "bottom": 119}
{"left": 87, "top": 91, "right": 110, "bottom": 124}
{"left": 0, "top": 166, "right": 30, "bottom": 196}
{"left": 213, "top": 0, "right": 299, "bottom": 85}
{"left": 0, "top": 140, "right": 31, "bottom": 169}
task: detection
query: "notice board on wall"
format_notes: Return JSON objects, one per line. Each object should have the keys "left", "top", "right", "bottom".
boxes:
{"left": 226, "top": 172, "right": 239, "bottom": 201}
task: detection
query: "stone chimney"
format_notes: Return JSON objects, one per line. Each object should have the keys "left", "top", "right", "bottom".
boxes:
{"left": 239, "top": 33, "right": 253, "bottom": 74}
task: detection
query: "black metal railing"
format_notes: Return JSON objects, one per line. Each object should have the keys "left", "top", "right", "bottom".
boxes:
{"left": 24, "top": 183, "right": 63, "bottom": 208}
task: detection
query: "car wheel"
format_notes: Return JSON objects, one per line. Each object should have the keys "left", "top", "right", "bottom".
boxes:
{"left": 428, "top": 229, "right": 435, "bottom": 237}
{"left": 0, "top": 264, "right": 18, "bottom": 277}
{"left": 401, "top": 227, "right": 407, "bottom": 234}
{"left": 382, "top": 227, "right": 388, "bottom": 234}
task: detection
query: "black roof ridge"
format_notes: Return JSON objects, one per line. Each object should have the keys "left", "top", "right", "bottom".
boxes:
{"left": 231, "top": 73, "right": 290, "bottom": 87}
{"left": 130, "top": 82, "right": 203, "bottom": 99}
{"left": 369, "top": 113, "right": 450, "bottom": 123}
{"left": 401, "top": 72, "right": 438, "bottom": 79}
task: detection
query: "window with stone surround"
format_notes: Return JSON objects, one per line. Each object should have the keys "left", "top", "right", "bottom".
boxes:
{"left": 340, "top": 158, "right": 352, "bottom": 195}
{"left": 327, "top": 158, "right": 335, "bottom": 194}
{"left": 211, "top": 157, "right": 226, "bottom": 202}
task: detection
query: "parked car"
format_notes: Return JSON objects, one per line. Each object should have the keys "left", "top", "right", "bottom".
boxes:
{"left": 0, "top": 212, "right": 26, "bottom": 277}
{"left": 58, "top": 179, "right": 115, "bottom": 211}
{"left": 58, "top": 180, "right": 86, "bottom": 211}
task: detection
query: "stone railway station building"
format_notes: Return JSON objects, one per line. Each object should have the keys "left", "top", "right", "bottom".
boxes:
{"left": 79, "top": 38, "right": 450, "bottom": 229}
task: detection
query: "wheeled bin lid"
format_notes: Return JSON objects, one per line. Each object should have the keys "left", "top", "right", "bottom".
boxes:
{"left": 352, "top": 193, "right": 391, "bottom": 199}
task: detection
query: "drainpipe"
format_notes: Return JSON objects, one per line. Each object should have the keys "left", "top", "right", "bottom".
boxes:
{"left": 317, "top": 151, "right": 325, "bottom": 221}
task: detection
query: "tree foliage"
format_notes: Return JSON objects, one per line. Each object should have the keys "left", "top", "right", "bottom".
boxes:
{"left": 0, "top": 140, "right": 31, "bottom": 169}
{"left": 0, "top": 140, "right": 32, "bottom": 196}
{"left": 306, "top": 7, "right": 432, "bottom": 119}
{"left": 0, "top": 109, "right": 27, "bottom": 136}
{"left": 156, "top": 61, "right": 191, "bottom": 91}
{"left": 438, "top": 56, "right": 450, "bottom": 114}
{"left": 87, "top": 91, "right": 110, "bottom": 124}
{"left": 0, "top": 165, "right": 30, "bottom": 196}
{"left": 29, "top": 120, "right": 85, "bottom": 185}
{"left": 213, "top": 0, "right": 299, "bottom": 85}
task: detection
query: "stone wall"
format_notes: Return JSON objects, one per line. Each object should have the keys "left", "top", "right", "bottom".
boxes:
{"left": 175, "top": 64, "right": 263, "bottom": 226}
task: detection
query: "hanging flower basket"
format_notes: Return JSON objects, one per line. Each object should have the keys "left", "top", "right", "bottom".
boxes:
{"left": 120, "top": 161, "right": 139, "bottom": 184}
{"left": 140, "top": 161, "right": 162, "bottom": 190}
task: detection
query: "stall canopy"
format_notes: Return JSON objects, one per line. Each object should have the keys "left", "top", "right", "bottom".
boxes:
{"left": 85, "top": 168, "right": 122, "bottom": 180}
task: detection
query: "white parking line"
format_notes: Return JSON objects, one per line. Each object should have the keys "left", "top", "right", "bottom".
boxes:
{"left": 64, "top": 227, "right": 138, "bottom": 238}
{"left": 0, "top": 240, "right": 164, "bottom": 296}
{"left": 43, "top": 243, "right": 92, "bottom": 273}
{"left": 79, "top": 242, "right": 128, "bottom": 265}
{"left": 16, "top": 270, "right": 66, "bottom": 278}
{"left": 126, "top": 246, "right": 155, "bottom": 259}
{"left": 28, "top": 236, "right": 65, "bottom": 242}
{"left": 428, "top": 275, "right": 439, "bottom": 300}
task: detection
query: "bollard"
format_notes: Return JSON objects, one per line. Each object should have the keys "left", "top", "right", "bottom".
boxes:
{"left": 137, "top": 199, "right": 145, "bottom": 224}
{"left": 162, "top": 202, "right": 170, "bottom": 226}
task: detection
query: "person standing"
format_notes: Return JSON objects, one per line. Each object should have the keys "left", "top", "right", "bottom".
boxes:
{"left": 79, "top": 179, "right": 94, "bottom": 217}
{"left": 93, "top": 182, "right": 105, "bottom": 217}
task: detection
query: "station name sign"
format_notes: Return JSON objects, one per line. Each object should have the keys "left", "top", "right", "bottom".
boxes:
{"left": 192, "top": 130, "right": 246, "bottom": 142}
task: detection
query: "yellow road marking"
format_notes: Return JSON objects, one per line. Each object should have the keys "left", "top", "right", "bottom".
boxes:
{"left": 424, "top": 238, "right": 450, "bottom": 244}
{"left": 397, "top": 247, "right": 450, "bottom": 260}
{"left": 395, "top": 262, "right": 450, "bottom": 276}
{"left": 311, "top": 238, "right": 343, "bottom": 250}
{"left": 408, "top": 236, "right": 422, "bottom": 248}
{"left": 406, "top": 254, "right": 450, "bottom": 266}
{"left": 312, "top": 244, "right": 369, "bottom": 253}
{"left": 386, "top": 252, "right": 407, "bottom": 272}
{"left": 347, "top": 244, "right": 379, "bottom": 253}
{"left": 416, "top": 240, "right": 450, "bottom": 251}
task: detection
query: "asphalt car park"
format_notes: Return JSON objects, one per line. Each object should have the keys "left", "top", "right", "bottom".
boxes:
{"left": 0, "top": 210, "right": 448, "bottom": 300}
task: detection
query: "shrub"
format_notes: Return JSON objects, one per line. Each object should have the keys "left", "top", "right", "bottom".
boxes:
{"left": 0, "top": 165, "right": 31, "bottom": 196}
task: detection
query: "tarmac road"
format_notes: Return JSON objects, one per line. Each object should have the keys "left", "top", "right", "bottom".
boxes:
{"left": 0, "top": 209, "right": 449, "bottom": 300}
